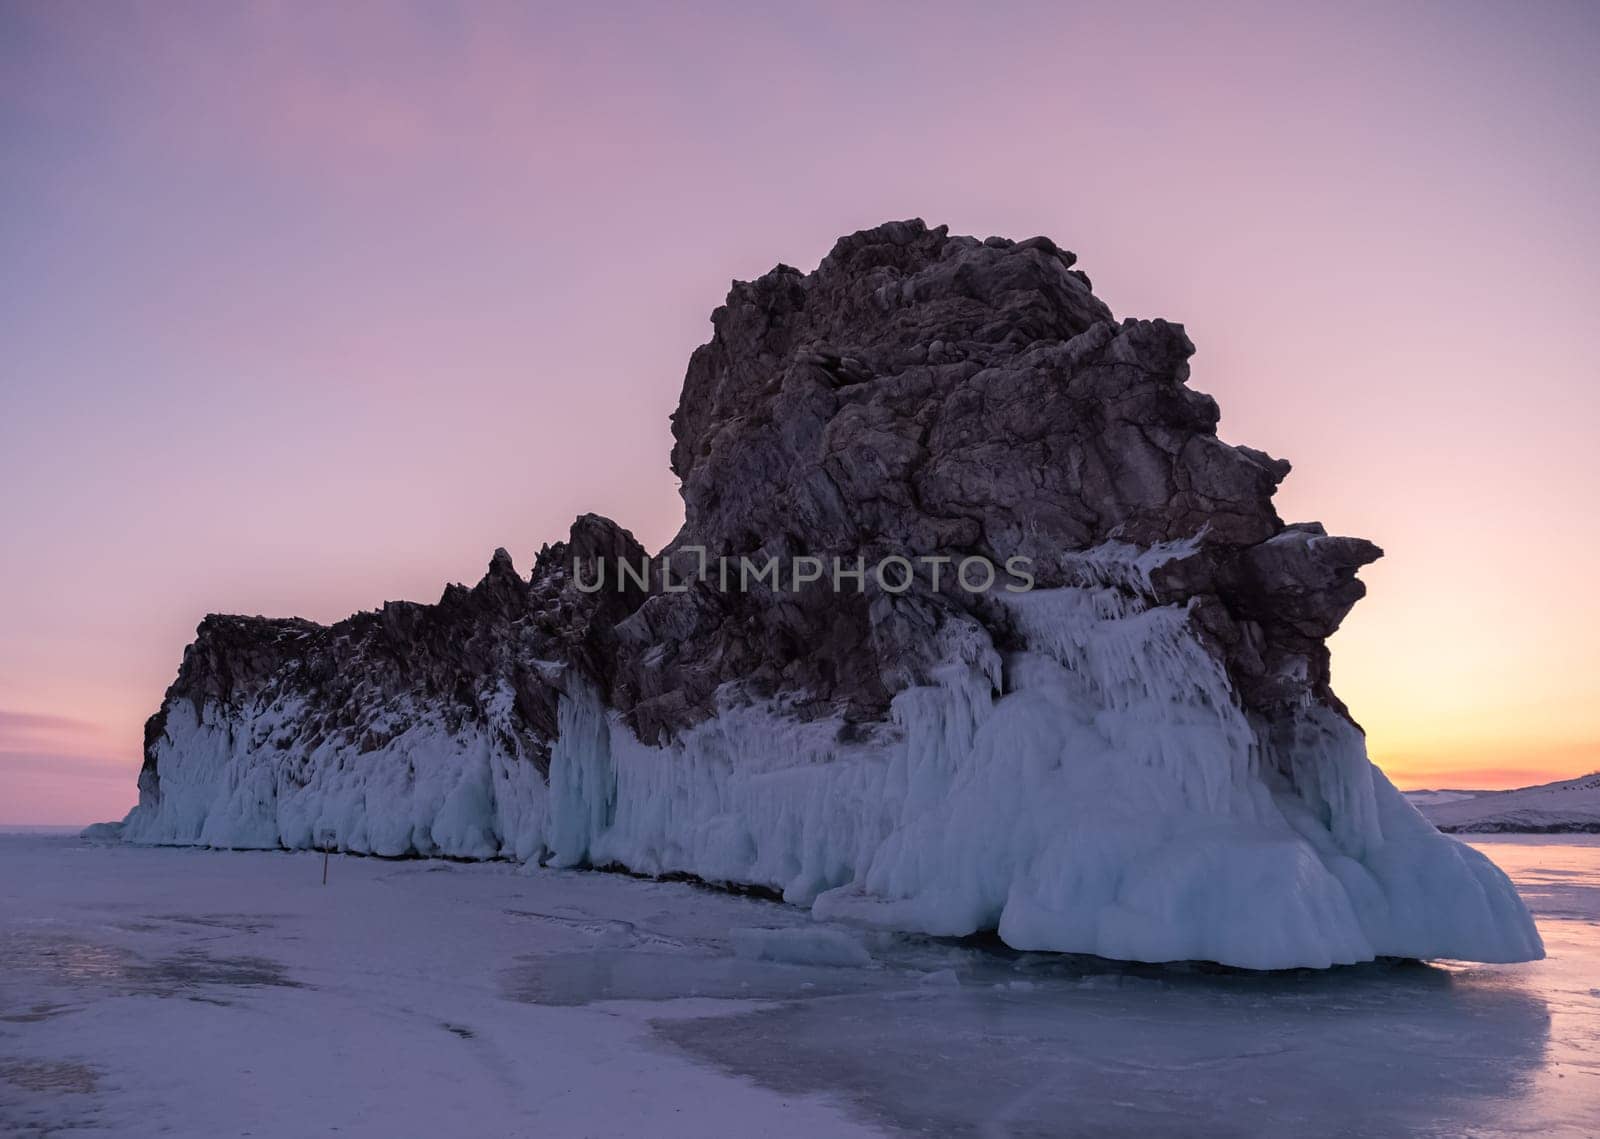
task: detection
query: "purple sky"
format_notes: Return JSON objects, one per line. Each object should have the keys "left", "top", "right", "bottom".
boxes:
{"left": 3, "top": 1, "right": 1598, "bottom": 822}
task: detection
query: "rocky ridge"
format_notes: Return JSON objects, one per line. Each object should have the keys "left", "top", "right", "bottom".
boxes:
{"left": 142, "top": 220, "right": 1377, "bottom": 808}
{"left": 117, "top": 220, "right": 1540, "bottom": 970}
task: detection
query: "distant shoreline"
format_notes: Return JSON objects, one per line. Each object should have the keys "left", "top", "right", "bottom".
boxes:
{"left": 1437, "top": 822, "right": 1600, "bottom": 835}
{"left": 1406, "top": 773, "right": 1600, "bottom": 836}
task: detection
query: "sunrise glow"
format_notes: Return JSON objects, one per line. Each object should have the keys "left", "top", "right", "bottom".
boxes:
{"left": 3, "top": 2, "right": 1596, "bottom": 823}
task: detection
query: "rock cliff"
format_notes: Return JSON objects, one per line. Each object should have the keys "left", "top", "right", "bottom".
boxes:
{"left": 119, "top": 220, "right": 1542, "bottom": 969}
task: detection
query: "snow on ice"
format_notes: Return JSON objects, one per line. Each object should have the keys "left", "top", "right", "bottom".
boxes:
{"left": 2, "top": 833, "right": 1596, "bottom": 1137}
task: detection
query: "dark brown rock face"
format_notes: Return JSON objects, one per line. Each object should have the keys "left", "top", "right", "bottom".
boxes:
{"left": 611, "top": 220, "right": 1378, "bottom": 741}
{"left": 136, "top": 515, "right": 648, "bottom": 806}
{"left": 135, "top": 218, "right": 1378, "bottom": 840}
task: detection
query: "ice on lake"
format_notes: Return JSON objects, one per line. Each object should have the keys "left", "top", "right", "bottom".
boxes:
{"left": 1, "top": 832, "right": 1596, "bottom": 1137}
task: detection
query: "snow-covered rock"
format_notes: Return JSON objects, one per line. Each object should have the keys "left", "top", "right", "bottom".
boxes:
{"left": 120, "top": 220, "right": 1543, "bottom": 969}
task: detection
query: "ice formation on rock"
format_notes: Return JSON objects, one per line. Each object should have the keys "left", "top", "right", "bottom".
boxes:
{"left": 119, "top": 220, "right": 1542, "bottom": 968}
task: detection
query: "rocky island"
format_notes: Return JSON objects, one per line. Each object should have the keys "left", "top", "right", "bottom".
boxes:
{"left": 117, "top": 220, "right": 1542, "bottom": 970}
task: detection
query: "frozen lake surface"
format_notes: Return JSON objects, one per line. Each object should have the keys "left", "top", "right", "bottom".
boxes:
{"left": 1, "top": 833, "right": 1596, "bottom": 1137}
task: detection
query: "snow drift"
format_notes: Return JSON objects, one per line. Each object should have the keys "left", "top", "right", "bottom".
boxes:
{"left": 119, "top": 220, "right": 1542, "bottom": 969}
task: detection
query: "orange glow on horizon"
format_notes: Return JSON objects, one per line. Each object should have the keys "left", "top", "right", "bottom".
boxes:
{"left": 1377, "top": 745, "right": 1600, "bottom": 793}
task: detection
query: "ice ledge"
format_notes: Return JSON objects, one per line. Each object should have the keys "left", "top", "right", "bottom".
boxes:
{"left": 121, "top": 579, "right": 1544, "bottom": 971}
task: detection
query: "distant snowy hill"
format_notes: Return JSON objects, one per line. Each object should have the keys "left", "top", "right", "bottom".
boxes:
{"left": 1407, "top": 774, "right": 1600, "bottom": 833}
{"left": 1401, "top": 790, "right": 1478, "bottom": 807}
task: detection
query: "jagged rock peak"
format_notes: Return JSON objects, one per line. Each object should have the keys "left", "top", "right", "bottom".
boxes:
{"left": 619, "top": 219, "right": 1379, "bottom": 738}
{"left": 487, "top": 547, "right": 517, "bottom": 578}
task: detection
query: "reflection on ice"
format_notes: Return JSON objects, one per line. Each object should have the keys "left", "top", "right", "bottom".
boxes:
{"left": 657, "top": 953, "right": 1557, "bottom": 1138}
{"left": 0, "top": 928, "right": 299, "bottom": 996}
{"left": 1, "top": 833, "right": 1595, "bottom": 1138}
{"left": 487, "top": 898, "right": 1577, "bottom": 1135}
{"left": 644, "top": 836, "right": 1598, "bottom": 1138}
{"left": 501, "top": 949, "right": 888, "bottom": 1006}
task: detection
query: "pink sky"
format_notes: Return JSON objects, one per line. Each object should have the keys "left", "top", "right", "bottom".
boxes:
{"left": 2, "top": 1, "right": 1597, "bottom": 823}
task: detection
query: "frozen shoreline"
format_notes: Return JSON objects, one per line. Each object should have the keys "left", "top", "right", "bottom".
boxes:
{"left": 2, "top": 833, "right": 1597, "bottom": 1137}
{"left": 120, "top": 585, "right": 1544, "bottom": 972}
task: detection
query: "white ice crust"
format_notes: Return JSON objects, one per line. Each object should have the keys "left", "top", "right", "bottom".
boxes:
{"left": 121, "top": 544, "right": 1543, "bottom": 970}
